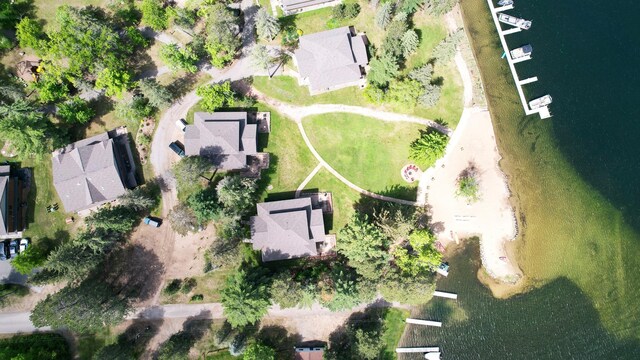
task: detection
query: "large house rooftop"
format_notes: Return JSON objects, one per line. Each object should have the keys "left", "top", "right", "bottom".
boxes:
{"left": 184, "top": 112, "right": 257, "bottom": 170}
{"left": 249, "top": 198, "right": 327, "bottom": 262}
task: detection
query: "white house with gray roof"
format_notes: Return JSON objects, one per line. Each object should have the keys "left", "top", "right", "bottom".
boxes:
{"left": 184, "top": 112, "right": 257, "bottom": 170}
{"left": 293, "top": 26, "right": 368, "bottom": 95}
{"left": 52, "top": 128, "right": 137, "bottom": 213}
{"left": 277, "top": 0, "right": 342, "bottom": 15}
{"left": 249, "top": 198, "right": 329, "bottom": 262}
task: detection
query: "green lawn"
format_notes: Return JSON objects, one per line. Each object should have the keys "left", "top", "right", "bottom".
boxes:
{"left": 253, "top": 76, "right": 370, "bottom": 107}
{"left": 160, "top": 269, "right": 232, "bottom": 305}
{"left": 381, "top": 308, "right": 410, "bottom": 360}
{"left": 302, "top": 113, "right": 422, "bottom": 201}
{"left": 34, "top": 0, "right": 108, "bottom": 29}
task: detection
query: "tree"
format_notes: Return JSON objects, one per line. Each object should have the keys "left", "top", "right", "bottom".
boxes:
{"left": 401, "top": 0, "right": 425, "bottom": 14}
{"left": 0, "top": 333, "right": 71, "bottom": 360}
{"left": 367, "top": 53, "right": 399, "bottom": 88}
{"left": 33, "top": 72, "right": 70, "bottom": 103}
{"left": 270, "top": 274, "right": 310, "bottom": 309}
{"left": 202, "top": 3, "right": 241, "bottom": 68}
{"left": 244, "top": 343, "right": 276, "bottom": 360}
{"left": 86, "top": 206, "right": 138, "bottom": 233}
{"left": 141, "top": 0, "right": 168, "bottom": 31}
{"left": 11, "top": 246, "right": 47, "bottom": 275}
{"left": 393, "top": 229, "right": 442, "bottom": 275}
{"left": 118, "top": 188, "right": 158, "bottom": 211}
{"left": 373, "top": 205, "right": 416, "bottom": 245}
{"left": 363, "top": 85, "right": 385, "bottom": 104}
{"left": 168, "top": 204, "right": 198, "bottom": 236}
{"left": 159, "top": 43, "right": 199, "bottom": 73}
{"left": 115, "top": 96, "right": 154, "bottom": 123}
{"left": 401, "top": 30, "right": 419, "bottom": 57}
{"left": 255, "top": 8, "right": 280, "bottom": 40}
{"left": 355, "top": 329, "right": 383, "bottom": 359}
{"left": 172, "top": 156, "right": 212, "bottom": 186}
{"left": 196, "top": 82, "right": 236, "bottom": 111}
{"left": 375, "top": 2, "right": 393, "bottom": 29}
{"left": 409, "top": 128, "right": 448, "bottom": 168}
{"left": 409, "top": 63, "right": 434, "bottom": 85}
{"left": 138, "top": 78, "right": 172, "bottom": 108}
{"left": 220, "top": 269, "right": 271, "bottom": 328}
{"left": 216, "top": 175, "right": 258, "bottom": 216}
{"left": 425, "top": 0, "right": 458, "bottom": 16}
{"left": 0, "top": 100, "right": 52, "bottom": 157}
{"left": 382, "top": 17, "right": 408, "bottom": 59}
{"left": 251, "top": 44, "right": 273, "bottom": 71}
{"left": 456, "top": 164, "right": 480, "bottom": 202}
{"left": 95, "top": 67, "right": 132, "bottom": 98}
{"left": 16, "top": 17, "right": 47, "bottom": 53}
{"left": 432, "top": 29, "right": 465, "bottom": 63}
{"left": 322, "top": 268, "right": 367, "bottom": 311}
{"left": 187, "top": 186, "right": 221, "bottom": 223}
{"left": 418, "top": 84, "right": 442, "bottom": 107}
{"left": 57, "top": 96, "right": 94, "bottom": 124}
{"left": 386, "top": 78, "right": 422, "bottom": 106}
{"left": 338, "top": 214, "right": 390, "bottom": 280}
{"left": 93, "top": 322, "right": 157, "bottom": 360}
{"left": 378, "top": 270, "right": 436, "bottom": 305}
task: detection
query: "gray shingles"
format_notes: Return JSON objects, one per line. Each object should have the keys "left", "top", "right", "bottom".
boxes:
{"left": 184, "top": 112, "right": 258, "bottom": 170}
{"left": 250, "top": 198, "right": 327, "bottom": 262}
{"left": 294, "top": 26, "right": 368, "bottom": 92}
{"left": 52, "top": 133, "right": 127, "bottom": 213}
{"left": 0, "top": 175, "right": 8, "bottom": 235}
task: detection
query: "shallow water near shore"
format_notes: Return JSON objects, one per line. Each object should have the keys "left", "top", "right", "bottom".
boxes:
{"left": 397, "top": 0, "right": 640, "bottom": 357}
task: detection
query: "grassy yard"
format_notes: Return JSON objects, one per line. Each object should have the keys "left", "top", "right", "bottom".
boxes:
{"left": 253, "top": 76, "right": 370, "bottom": 107}
{"left": 302, "top": 113, "right": 422, "bottom": 201}
{"left": 160, "top": 269, "right": 233, "bottom": 304}
{"left": 381, "top": 308, "right": 410, "bottom": 360}
{"left": 34, "top": 0, "right": 108, "bottom": 29}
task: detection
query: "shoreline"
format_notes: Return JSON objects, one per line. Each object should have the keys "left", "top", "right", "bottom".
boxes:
{"left": 420, "top": 5, "right": 524, "bottom": 288}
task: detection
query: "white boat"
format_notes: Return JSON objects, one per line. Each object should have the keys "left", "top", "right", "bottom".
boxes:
{"left": 529, "top": 95, "right": 552, "bottom": 109}
{"left": 498, "top": 0, "right": 514, "bottom": 6}
{"left": 498, "top": 13, "right": 532, "bottom": 30}
{"left": 510, "top": 44, "right": 532, "bottom": 59}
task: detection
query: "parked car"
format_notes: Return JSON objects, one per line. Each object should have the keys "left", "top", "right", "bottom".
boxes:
{"left": 19, "top": 238, "right": 29, "bottom": 253}
{"left": 169, "top": 142, "right": 186, "bottom": 157}
{"left": 7, "top": 240, "right": 18, "bottom": 259}
{"left": 143, "top": 217, "right": 161, "bottom": 227}
{"left": 0, "top": 243, "right": 6, "bottom": 261}
{"left": 175, "top": 119, "right": 187, "bottom": 132}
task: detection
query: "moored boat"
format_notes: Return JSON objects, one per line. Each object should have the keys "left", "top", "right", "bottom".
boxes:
{"left": 498, "top": 0, "right": 514, "bottom": 6}
{"left": 498, "top": 13, "right": 532, "bottom": 30}
{"left": 510, "top": 44, "right": 532, "bottom": 59}
{"left": 529, "top": 95, "right": 552, "bottom": 109}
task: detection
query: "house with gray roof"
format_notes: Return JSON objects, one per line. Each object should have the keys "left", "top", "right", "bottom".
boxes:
{"left": 0, "top": 165, "right": 28, "bottom": 239}
{"left": 52, "top": 128, "right": 137, "bottom": 213}
{"left": 277, "top": 0, "right": 342, "bottom": 15}
{"left": 293, "top": 26, "right": 368, "bottom": 95}
{"left": 249, "top": 198, "right": 330, "bottom": 262}
{"left": 184, "top": 112, "right": 258, "bottom": 170}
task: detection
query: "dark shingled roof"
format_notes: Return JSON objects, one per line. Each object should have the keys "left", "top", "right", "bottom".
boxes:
{"left": 250, "top": 198, "right": 326, "bottom": 262}
{"left": 0, "top": 165, "right": 9, "bottom": 236}
{"left": 184, "top": 112, "right": 257, "bottom": 170}
{"left": 294, "top": 26, "right": 368, "bottom": 92}
{"left": 52, "top": 132, "right": 126, "bottom": 213}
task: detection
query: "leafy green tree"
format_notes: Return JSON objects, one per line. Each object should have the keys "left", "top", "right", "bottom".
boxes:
{"left": 251, "top": 44, "right": 273, "bottom": 71}
{"left": 432, "top": 29, "right": 465, "bottom": 63}
{"left": 255, "top": 8, "right": 280, "bottom": 40}
{"left": 155, "top": 319, "right": 210, "bottom": 360}
{"left": 187, "top": 186, "right": 221, "bottom": 223}
{"left": 85, "top": 206, "right": 138, "bottom": 233}
{"left": 418, "top": 84, "right": 442, "bottom": 107}
{"left": 386, "top": 78, "right": 421, "bottom": 106}
{"left": 16, "top": 17, "right": 47, "bottom": 53}
{"left": 0, "top": 333, "right": 71, "bottom": 360}
{"left": 338, "top": 214, "right": 390, "bottom": 280}
{"left": 378, "top": 270, "right": 435, "bottom": 305}
{"left": 118, "top": 188, "right": 158, "bottom": 211}
{"left": 363, "top": 85, "right": 386, "bottom": 104}
{"left": 220, "top": 269, "right": 271, "bottom": 328}
{"left": 168, "top": 6, "right": 197, "bottom": 29}
{"left": 33, "top": 72, "right": 70, "bottom": 103}
{"left": 57, "top": 96, "right": 94, "bottom": 124}
{"left": 322, "top": 268, "right": 366, "bottom": 311}
{"left": 159, "top": 43, "right": 199, "bottom": 73}
{"left": 95, "top": 67, "right": 132, "bottom": 97}
{"left": 373, "top": 205, "right": 416, "bottom": 245}
{"left": 172, "top": 156, "right": 212, "bottom": 186}
{"left": 11, "top": 246, "right": 47, "bottom": 275}
{"left": 141, "top": 0, "right": 168, "bottom": 30}
{"left": 214, "top": 213, "right": 247, "bottom": 242}
{"left": 409, "top": 128, "right": 448, "bottom": 168}
{"left": 401, "top": 29, "right": 419, "bottom": 57}
{"left": 0, "top": 100, "right": 52, "bottom": 157}
{"left": 216, "top": 175, "right": 258, "bottom": 216}
{"left": 355, "top": 328, "right": 383, "bottom": 359}
{"left": 115, "top": 96, "right": 154, "bottom": 123}
{"left": 196, "top": 81, "right": 236, "bottom": 111}
{"left": 367, "top": 53, "right": 399, "bottom": 88}
{"left": 393, "top": 229, "right": 442, "bottom": 275}
{"left": 375, "top": 2, "right": 393, "bottom": 29}
{"left": 401, "top": 0, "right": 425, "bottom": 13}
{"left": 270, "top": 274, "right": 311, "bottom": 309}
{"left": 168, "top": 204, "right": 199, "bottom": 236}
{"left": 138, "top": 78, "right": 172, "bottom": 108}
{"left": 202, "top": 3, "right": 241, "bottom": 68}
{"left": 244, "top": 343, "right": 276, "bottom": 360}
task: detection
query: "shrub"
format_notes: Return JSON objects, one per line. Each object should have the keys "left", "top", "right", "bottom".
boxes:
{"left": 181, "top": 278, "right": 197, "bottom": 294}
{"left": 57, "top": 96, "right": 95, "bottom": 124}
{"left": 409, "top": 128, "right": 448, "bottom": 168}
{"left": 164, "top": 279, "right": 183, "bottom": 295}
{"left": 190, "top": 294, "right": 204, "bottom": 302}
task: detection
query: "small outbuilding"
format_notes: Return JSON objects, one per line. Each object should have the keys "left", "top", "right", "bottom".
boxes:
{"left": 0, "top": 165, "right": 29, "bottom": 239}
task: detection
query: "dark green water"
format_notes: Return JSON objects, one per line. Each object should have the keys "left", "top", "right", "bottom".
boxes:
{"left": 398, "top": 0, "right": 640, "bottom": 358}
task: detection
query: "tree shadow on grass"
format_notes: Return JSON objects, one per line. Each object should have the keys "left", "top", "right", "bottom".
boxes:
{"left": 326, "top": 305, "right": 391, "bottom": 360}
{"left": 256, "top": 325, "right": 303, "bottom": 359}
{"left": 154, "top": 311, "right": 213, "bottom": 359}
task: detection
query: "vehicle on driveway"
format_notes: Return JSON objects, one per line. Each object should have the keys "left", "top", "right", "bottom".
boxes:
{"left": 0, "top": 243, "right": 6, "bottom": 261}
{"left": 19, "top": 239, "right": 29, "bottom": 253}
{"left": 169, "top": 142, "right": 186, "bottom": 157}
{"left": 7, "top": 240, "right": 18, "bottom": 259}
{"left": 143, "top": 217, "right": 161, "bottom": 227}
{"left": 175, "top": 119, "right": 187, "bottom": 132}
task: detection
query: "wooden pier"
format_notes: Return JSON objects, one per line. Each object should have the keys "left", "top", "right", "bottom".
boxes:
{"left": 406, "top": 318, "right": 442, "bottom": 327}
{"left": 433, "top": 290, "right": 458, "bottom": 299}
{"left": 396, "top": 347, "right": 440, "bottom": 353}
{"left": 487, "top": 0, "right": 552, "bottom": 119}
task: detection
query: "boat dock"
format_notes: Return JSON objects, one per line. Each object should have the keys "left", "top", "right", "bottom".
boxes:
{"left": 487, "top": 0, "right": 552, "bottom": 119}
{"left": 396, "top": 347, "right": 440, "bottom": 353}
{"left": 433, "top": 290, "right": 458, "bottom": 299}
{"left": 407, "top": 318, "right": 443, "bottom": 327}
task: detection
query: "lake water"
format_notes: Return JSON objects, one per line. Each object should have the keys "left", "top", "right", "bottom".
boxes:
{"left": 399, "top": 0, "right": 640, "bottom": 358}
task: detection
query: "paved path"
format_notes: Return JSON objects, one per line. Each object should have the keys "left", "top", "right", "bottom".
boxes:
{"left": 295, "top": 163, "right": 323, "bottom": 197}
